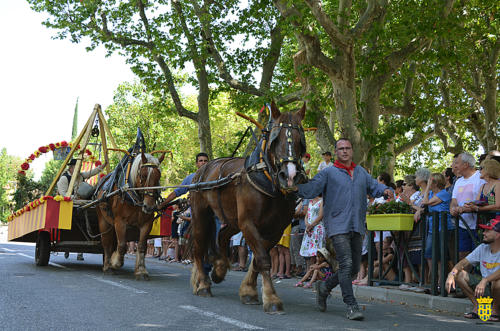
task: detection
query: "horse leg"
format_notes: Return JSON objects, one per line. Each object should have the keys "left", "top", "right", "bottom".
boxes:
{"left": 190, "top": 205, "right": 213, "bottom": 297}
{"left": 260, "top": 268, "right": 284, "bottom": 314}
{"left": 239, "top": 255, "right": 260, "bottom": 305}
{"left": 134, "top": 220, "right": 154, "bottom": 280}
{"left": 98, "top": 214, "right": 114, "bottom": 274}
{"left": 239, "top": 221, "right": 284, "bottom": 313}
{"left": 110, "top": 219, "right": 127, "bottom": 270}
{"left": 211, "top": 224, "right": 235, "bottom": 284}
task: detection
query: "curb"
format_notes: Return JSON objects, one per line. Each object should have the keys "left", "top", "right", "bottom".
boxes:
{"left": 331, "top": 284, "right": 473, "bottom": 315}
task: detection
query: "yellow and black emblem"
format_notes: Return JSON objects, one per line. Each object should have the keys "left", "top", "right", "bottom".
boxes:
{"left": 477, "top": 296, "right": 493, "bottom": 322}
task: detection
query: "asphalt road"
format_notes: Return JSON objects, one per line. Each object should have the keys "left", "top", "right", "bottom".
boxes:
{"left": 0, "top": 242, "right": 497, "bottom": 331}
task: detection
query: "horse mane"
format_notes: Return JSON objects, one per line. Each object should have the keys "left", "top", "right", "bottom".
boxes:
{"left": 129, "top": 153, "right": 159, "bottom": 187}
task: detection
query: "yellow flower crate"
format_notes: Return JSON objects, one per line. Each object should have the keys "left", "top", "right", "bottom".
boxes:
{"left": 366, "top": 214, "right": 414, "bottom": 231}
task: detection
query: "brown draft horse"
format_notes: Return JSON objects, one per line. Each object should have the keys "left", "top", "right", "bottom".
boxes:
{"left": 96, "top": 152, "right": 165, "bottom": 280}
{"left": 190, "top": 102, "right": 307, "bottom": 313}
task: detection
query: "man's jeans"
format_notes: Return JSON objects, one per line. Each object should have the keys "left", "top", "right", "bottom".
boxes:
{"left": 324, "top": 232, "right": 362, "bottom": 306}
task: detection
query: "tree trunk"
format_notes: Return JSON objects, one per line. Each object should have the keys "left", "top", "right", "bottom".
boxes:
{"left": 197, "top": 81, "right": 213, "bottom": 159}
{"left": 484, "top": 75, "right": 498, "bottom": 151}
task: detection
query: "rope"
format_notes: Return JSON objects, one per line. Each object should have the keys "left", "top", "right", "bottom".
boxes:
{"left": 84, "top": 209, "right": 113, "bottom": 239}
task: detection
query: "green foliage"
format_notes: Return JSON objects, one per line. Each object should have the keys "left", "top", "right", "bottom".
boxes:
{"left": 0, "top": 149, "right": 22, "bottom": 222}
{"left": 367, "top": 200, "right": 414, "bottom": 215}
{"left": 38, "top": 160, "right": 64, "bottom": 196}
{"left": 12, "top": 173, "right": 44, "bottom": 213}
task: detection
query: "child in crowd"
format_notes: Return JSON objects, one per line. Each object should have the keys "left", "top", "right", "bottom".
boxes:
{"left": 295, "top": 248, "right": 332, "bottom": 288}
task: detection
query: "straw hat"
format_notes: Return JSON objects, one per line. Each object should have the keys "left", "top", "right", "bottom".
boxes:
{"left": 316, "top": 247, "right": 331, "bottom": 261}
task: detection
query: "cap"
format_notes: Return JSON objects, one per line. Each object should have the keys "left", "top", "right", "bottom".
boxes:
{"left": 304, "top": 153, "right": 311, "bottom": 159}
{"left": 322, "top": 151, "right": 332, "bottom": 156}
{"left": 68, "top": 159, "right": 77, "bottom": 166}
{"left": 478, "top": 216, "right": 500, "bottom": 233}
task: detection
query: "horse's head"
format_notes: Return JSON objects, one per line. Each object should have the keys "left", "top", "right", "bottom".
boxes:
{"left": 130, "top": 152, "right": 165, "bottom": 214}
{"left": 265, "top": 101, "right": 308, "bottom": 190}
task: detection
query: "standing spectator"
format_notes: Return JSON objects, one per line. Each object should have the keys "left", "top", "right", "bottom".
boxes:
{"left": 302, "top": 153, "right": 311, "bottom": 177}
{"left": 299, "top": 195, "right": 325, "bottom": 270}
{"left": 277, "top": 225, "right": 292, "bottom": 279}
{"left": 153, "top": 237, "right": 162, "bottom": 258}
{"left": 463, "top": 159, "right": 500, "bottom": 219}
{"left": 395, "top": 180, "right": 404, "bottom": 201}
{"left": 445, "top": 216, "right": 500, "bottom": 322}
{"left": 418, "top": 173, "right": 454, "bottom": 284}
{"left": 294, "top": 138, "right": 392, "bottom": 320}
{"left": 412, "top": 168, "right": 430, "bottom": 210}
{"left": 178, "top": 206, "right": 192, "bottom": 264}
{"left": 290, "top": 199, "right": 308, "bottom": 277}
{"left": 231, "top": 232, "right": 248, "bottom": 271}
{"left": 450, "top": 153, "right": 486, "bottom": 260}
{"left": 317, "top": 151, "right": 333, "bottom": 172}
{"left": 444, "top": 168, "right": 455, "bottom": 195}
{"left": 270, "top": 246, "right": 279, "bottom": 279}
{"left": 169, "top": 205, "right": 181, "bottom": 262}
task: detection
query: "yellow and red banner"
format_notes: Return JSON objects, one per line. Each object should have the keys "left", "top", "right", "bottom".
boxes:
{"left": 8, "top": 198, "right": 73, "bottom": 241}
{"left": 149, "top": 207, "right": 173, "bottom": 237}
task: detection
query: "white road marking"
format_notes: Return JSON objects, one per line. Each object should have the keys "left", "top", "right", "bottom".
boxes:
{"left": 2, "top": 247, "right": 17, "bottom": 252}
{"left": 86, "top": 274, "right": 147, "bottom": 294}
{"left": 16, "top": 252, "right": 67, "bottom": 269}
{"left": 12, "top": 249, "right": 147, "bottom": 294}
{"left": 180, "top": 305, "right": 263, "bottom": 330}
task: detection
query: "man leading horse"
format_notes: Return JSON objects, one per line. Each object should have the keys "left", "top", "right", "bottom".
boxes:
{"left": 290, "top": 138, "right": 393, "bottom": 321}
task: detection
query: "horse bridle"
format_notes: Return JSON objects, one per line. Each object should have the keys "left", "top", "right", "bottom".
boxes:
{"left": 137, "top": 162, "right": 161, "bottom": 202}
{"left": 267, "top": 121, "right": 306, "bottom": 170}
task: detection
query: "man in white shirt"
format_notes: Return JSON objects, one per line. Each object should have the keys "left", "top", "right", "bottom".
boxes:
{"left": 317, "top": 151, "right": 333, "bottom": 172}
{"left": 446, "top": 216, "right": 500, "bottom": 322}
{"left": 450, "top": 153, "right": 486, "bottom": 260}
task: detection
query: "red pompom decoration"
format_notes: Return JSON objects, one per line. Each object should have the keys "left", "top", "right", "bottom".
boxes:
{"left": 49, "top": 143, "right": 56, "bottom": 151}
{"left": 38, "top": 146, "right": 49, "bottom": 153}
{"left": 21, "top": 163, "right": 30, "bottom": 170}
{"left": 85, "top": 149, "right": 92, "bottom": 155}
{"left": 95, "top": 160, "right": 102, "bottom": 166}
{"left": 61, "top": 141, "right": 68, "bottom": 147}
{"left": 29, "top": 154, "right": 36, "bottom": 160}
{"left": 18, "top": 170, "right": 26, "bottom": 176}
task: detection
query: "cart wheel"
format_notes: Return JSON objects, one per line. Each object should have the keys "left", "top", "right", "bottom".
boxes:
{"left": 35, "top": 231, "right": 50, "bottom": 266}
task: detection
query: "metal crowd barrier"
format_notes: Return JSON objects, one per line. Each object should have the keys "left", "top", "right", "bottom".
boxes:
{"left": 367, "top": 210, "right": 497, "bottom": 296}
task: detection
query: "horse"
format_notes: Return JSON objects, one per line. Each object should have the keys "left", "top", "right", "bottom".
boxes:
{"left": 189, "top": 102, "right": 307, "bottom": 313}
{"left": 96, "top": 151, "right": 165, "bottom": 280}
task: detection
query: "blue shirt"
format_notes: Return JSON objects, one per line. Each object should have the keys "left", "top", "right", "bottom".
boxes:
{"left": 174, "top": 173, "right": 195, "bottom": 197}
{"left": 297, "top": 165, "right": 387, "bottom": 237}
{"left": 427, "top": 189, "right": 454, "bottom": 233}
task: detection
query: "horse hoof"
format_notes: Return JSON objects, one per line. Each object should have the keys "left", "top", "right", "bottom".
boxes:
{"left": 211, "top": 272, "right": 224, "bottom": 284}
{"left": 264, "top": 303, "right": 284, "bottom": 314}
{"left": 135, "top": 273, "right": 149, "bottom": 281}
{"left": 196, "top": 288, "right": 213, "bottom": 297}
{"left": 241, "top": 295, "right": 259, "bottom": 305}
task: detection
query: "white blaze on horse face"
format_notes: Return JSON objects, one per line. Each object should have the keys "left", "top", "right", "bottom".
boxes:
{"left": 286, "top": 162, "right": 297, "bottom": 187}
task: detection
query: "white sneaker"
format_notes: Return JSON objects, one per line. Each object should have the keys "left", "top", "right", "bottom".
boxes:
{"left": 399, "top": 284, "right": 410, "bottom": 290}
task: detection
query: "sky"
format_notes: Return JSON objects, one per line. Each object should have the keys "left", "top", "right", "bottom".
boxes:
{"left": 0, "top": 1, "right": 136, "bottom": 178}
